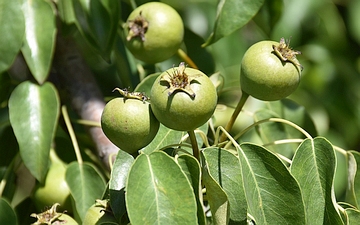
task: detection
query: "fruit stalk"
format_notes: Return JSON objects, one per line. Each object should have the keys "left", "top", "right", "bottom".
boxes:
{"left": 220, "top": 91, "right": 249, "bottom": 142}
{"left": 188, "top": 130, "right": 200, "bottom": 161}
{"left": 177, "top": 49, "right": 198, "bottom": 69}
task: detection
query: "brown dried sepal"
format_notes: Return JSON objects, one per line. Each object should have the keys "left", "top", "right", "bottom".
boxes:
{"left": 272, "top": 37, "right": 303, "bottom": 72}
{"left": 161, "top": 62, "right": 201, "bottom": 98}
{"left": 113, "top": 87, "right": 150, "bottom": 102}
{"left": 126, "top": 11, "right": 149, "bottom": 42}
{"left": 30, "top": 203, "right": 65, "bottom": 225}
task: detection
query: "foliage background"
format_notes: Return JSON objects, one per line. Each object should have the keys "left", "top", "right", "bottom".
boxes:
{"left": 1, "top": 0, "right": 360, "bottom": 224}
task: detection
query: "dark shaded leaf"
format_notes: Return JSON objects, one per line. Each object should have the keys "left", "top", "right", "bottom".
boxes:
{"left": 345, "top": 151, "right": 360, "bottom": 209}
{"left": 109, "top": 150, "right": 134, "bottom": 222}
{"left": 0, "top": 198, "right": 18, "bottom": 225}
{"left": 72, "top": 0, "right": 120, "bottom": 59}
{"left": 202, "top": 158, "right": 230, "bottom": 225}
{"left": 177, "top": 154, "right": 206, "bottom": 225}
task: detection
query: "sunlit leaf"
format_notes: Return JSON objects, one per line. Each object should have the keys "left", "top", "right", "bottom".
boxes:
{"left": 21, "top": 0, "right": 56, "bottom": 84}
{"left": 0, "top": 0, "right": 25, "bottom": 74}
{"left": 291, "top": 137, "right": 344, "bottom": 225}
{"left": 109, "top": 150, "right": 134, "bottom": 222}
{"left": 203, "top": 147, "right": 247, "bottom": 224}
{"left": 237, "top": 143, "right": 306, "bottom": 225}
{"left": 65, "top": 162, "right": 106, "bottom": 221}
{"left": 176, "top": 154, "right": 206, "bottom": 225}
{"left": 126, "top": 151, "right": 198, "bottom": 225}
{"left": 0, "top": 198, "right": 18, "bottom": 225}
{"left": 9, "top": 81, "right": 59, "bottom": 182}
{"left": 203, "top": 0, "right": 265, "bottom": 46}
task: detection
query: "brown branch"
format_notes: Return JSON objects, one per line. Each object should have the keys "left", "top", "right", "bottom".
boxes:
{"left": 52, "top": 34, "right": 118, "bottom": 171}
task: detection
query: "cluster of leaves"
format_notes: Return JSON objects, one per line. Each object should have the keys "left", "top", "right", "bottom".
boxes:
{"left": 1, "top": 0, "right": 360, "bottom": 225}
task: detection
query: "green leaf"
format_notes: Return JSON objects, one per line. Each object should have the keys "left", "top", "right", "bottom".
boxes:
{"left": 203, "top": 0, "right": 265, "bottom": 46}
{"left": 183, "top": 28, "right": 215, "bottom": 75}
{"left": 202, "top": 147, "right": 247, "bottom": 225}
{"left": 126, "top": 151, "right": 198, "bottom": 225}
{"left": 202, "top": 158, "right": 230, "bottom": 225}
{"left": 21, "top": 0, "right": 56, "bottom": 84}
{"left": 346, "top": 208, "right": 360, "bottom": 225}
{"left": 72, "top": 0, "right": 120, "bottom": 59}
{"left": 290, "top": 137, "right": 344, "bottom": 225}
{"left": 65, "top": 162, "right": 106, "bottom": 221}
{"left": 135, "top": 73, "right": 161, "bottom": 97}
{"left": 142, "top": 124, "right": 184, "bottom": 154}
{"left": 345, "top": 151, "right": 360, "bottom": 208}
{"left": 109, "top": 150, "right": 134, "bottom": 222}
{"left": 0, "top": 198, "right": 18, "bottom": 225}
{"left": 176, "top": 154, "right": 206, "bottom": 225}
{"left": 57, "top": 0, "right": 76, "bottom": 24}
{"left": 252, "top": 0, "right": 283, "bottom": 36}
{"left": 237, "top": 143, "right": 306, "bottom": 225}
{"left": 9, "top": 81, "right": 59, "bottom": 182}
{"left": 0, "top": 0, "right": 25, "bottom": 74}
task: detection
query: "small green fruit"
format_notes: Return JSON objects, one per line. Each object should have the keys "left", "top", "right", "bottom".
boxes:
{"left": 150, "top": 63, "right": 217, "bottom": 131}
{"left": 240, "top": 39, "right": 302, "bottom": 101}
{"left": 32, "top": 151, "right": 71, "bottom": 213}
{"left": 124, "top": 2, "right": 184, "bottom": 64}
{"left": 101, "top": 97, "right": 159, "bottom": 153}
{"left": 83, "top": 202, "right": 117, "bottom": 225}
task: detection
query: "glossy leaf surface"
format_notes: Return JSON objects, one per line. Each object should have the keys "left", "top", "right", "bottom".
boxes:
{"left": 21, "top": 0, "right": 56, "bottom": 84}
{"left": 9, "top": 81, "right": 59, "bottom": 182}
{"left": 0, "top": 0, "right": 24, "bottom": 74}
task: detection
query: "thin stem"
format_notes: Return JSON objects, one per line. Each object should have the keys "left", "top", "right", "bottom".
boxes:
{"left": 177, "top": 49, "right": 198, "bottom": 69}
{"left": 219, "top": 92, "right": 249, "bottom": 142}
{"left": 231, "top": 117, "right": 312, "bottom": 143}
{"left": 188, "top": 130, "right": 200, "bottom": 161}
{"left": 128, "top": 0, "right": 137, "bottom": 10}
{"left": 75, "top": 119, "right": 101, "bottom": 127}
{"left": 62, "top": 105, "right": 83, "bottom": 164}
